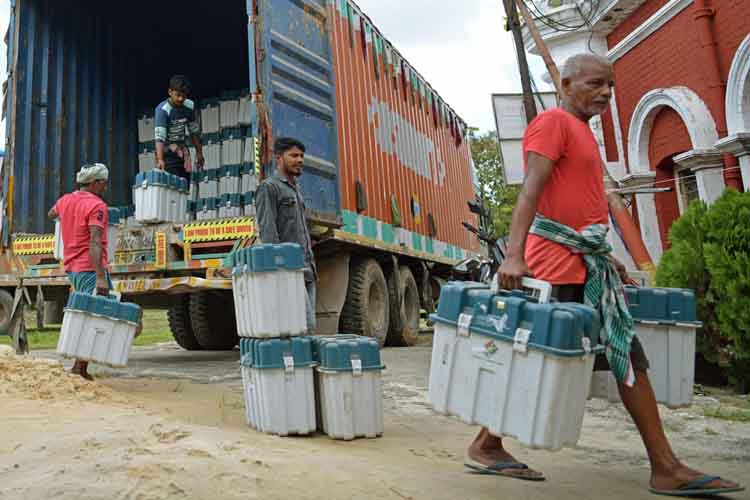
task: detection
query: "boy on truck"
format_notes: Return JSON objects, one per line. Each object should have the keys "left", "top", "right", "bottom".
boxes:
{"left": 154, "top": 74, "right": 205, "bottom": 179}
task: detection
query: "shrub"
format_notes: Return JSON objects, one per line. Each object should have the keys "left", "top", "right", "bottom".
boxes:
{"left": 656, "top": 190, "right": 750, "bottom": 390}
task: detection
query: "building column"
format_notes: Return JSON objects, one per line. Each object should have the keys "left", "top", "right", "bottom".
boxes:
{"left": 673, "top": 148, "right": 726, "bottom": 204}
{"left": 715, "top": 132, "right": 750, "bottom": 192}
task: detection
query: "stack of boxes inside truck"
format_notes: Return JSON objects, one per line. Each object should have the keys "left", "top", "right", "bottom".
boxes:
{"left": 136, "top": 90, "right": 258, "bottom": 223}
{"left": 232, "top": 243, "right": 385, "bottom": 439}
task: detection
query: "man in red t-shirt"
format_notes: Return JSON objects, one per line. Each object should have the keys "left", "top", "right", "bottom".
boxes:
{"left": 48, "top": 163, "right": 112, "bottom": 380}
{"left": 467, "top": 54, "right": 742, "bottom": 496}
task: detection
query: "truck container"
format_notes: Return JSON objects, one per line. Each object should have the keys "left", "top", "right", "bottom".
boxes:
{"left": 0, "top": 0, "right": 479, "bottom": 351}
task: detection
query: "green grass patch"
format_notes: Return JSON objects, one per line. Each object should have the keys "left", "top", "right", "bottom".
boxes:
{"left": 703, "top": 406, "right": 750, "bottom": 423}
{"left": 1, "top": 309, "right": 172, "bottom": 350}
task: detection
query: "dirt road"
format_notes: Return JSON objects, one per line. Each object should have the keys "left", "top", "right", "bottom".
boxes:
{"left": 1, "top": 343, "right": 748, "bottom": 500}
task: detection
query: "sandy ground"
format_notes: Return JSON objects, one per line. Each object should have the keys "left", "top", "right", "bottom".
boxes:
{"left": 1, "top": 342, "right": 749, "bottom": 500}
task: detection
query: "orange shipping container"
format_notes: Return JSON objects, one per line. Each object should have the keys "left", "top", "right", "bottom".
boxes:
{"left": 330, "top": 0, "right": 480, "bottom": 258}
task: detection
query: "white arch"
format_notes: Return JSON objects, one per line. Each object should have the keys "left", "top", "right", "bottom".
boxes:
{"left": 626, "top": 87, "right": 719, "bottom": 263}
{"left": 627, "top": 86, "right": 719, "bottom": 174}
{"left": 726, "top": 34, "right": 750, "bottom": 134}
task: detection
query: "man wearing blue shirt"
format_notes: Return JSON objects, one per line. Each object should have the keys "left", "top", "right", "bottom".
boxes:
{"left": 154, "top": 75, "right": 204, "bottom": 179}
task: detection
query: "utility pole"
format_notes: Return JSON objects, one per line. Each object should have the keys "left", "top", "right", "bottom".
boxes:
{"left": 503, "top": 0, "right": 538, "bottom": 123}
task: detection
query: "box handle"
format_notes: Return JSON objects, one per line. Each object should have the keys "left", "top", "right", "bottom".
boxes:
{"left": 457, "top": 313, "right": 473, "bottom": 338}
{"left": 513, "top": 328, "right": 531, "bottom": 353}
{"left": 283, "top": 354, "right": 295, "bottom": 374}
{"left": 491, "top": 276, "right": 551, "bottom": 304}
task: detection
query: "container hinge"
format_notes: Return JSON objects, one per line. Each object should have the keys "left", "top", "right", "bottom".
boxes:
{"left": 581, "top": 337, "right": 592, "bottom": 354}
{"left": 457, "top": 313, "right": 472, "bottom": 338}
{"left": 351, "top": 355, "right": 363, "bottom": 377}
{"left": 283, "top": 354, "right": 295, "bottom": 374}
{"left": 513, "top": 328, "right": 531, "bottom": 353}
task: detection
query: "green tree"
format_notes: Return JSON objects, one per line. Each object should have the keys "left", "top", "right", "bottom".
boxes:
{"left": 469, "top": 130, "right": 519, "bottom": 238}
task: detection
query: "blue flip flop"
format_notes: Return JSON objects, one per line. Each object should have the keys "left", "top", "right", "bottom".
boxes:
{"left": 650, "top": 475, "right": 745, "bottom": 497}
{"left": 464, "top": 461, "right": 546, "bottom": 481}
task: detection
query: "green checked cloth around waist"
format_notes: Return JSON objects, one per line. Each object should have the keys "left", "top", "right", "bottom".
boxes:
{"left": 530, "top": 214, "right": 635, "bottom": 385}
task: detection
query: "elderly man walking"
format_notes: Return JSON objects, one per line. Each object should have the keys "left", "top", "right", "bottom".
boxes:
{"left": 48, "top": 164, "right": 115, "bottom": 380}
{"left": 466, "top": 54, "right": 743, "bottom": 497}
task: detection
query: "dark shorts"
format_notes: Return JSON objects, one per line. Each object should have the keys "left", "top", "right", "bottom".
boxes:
{"left": 164, "top": 150, "right": 189, "bottom": 180}
{"left": 552, "top": 284, "right": 650, "bottom": 372}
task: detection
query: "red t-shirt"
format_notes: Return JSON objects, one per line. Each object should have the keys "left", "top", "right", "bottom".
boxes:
{"left": 522, "top": 108, "right": 608, "bottom": 285}
{"left": 54, "top": 191, "right": 109, "bottom": 273}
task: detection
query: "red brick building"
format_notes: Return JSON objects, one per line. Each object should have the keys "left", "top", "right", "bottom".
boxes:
{"left": 522, "top": 0, "right": 749, "bottom": 266}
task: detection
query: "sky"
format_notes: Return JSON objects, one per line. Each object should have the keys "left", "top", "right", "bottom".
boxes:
{"left": 356, "top": 0, "right": 548, "bottom": 132}
{"left": 0, "top": 0, "right": 547, "bottom": 140}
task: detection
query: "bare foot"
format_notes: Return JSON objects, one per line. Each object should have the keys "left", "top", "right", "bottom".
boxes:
{"left": 467, "top": 430, "right": 544, "bottom": 480}
{"left": 651, "top": 463, "right": 742, "bottom": 493}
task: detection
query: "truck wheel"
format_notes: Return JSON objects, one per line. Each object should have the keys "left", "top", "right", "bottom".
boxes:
{"left": 167, "top": 295, "right": 203, "bottom": 351}
{"left": 340, "top": 258, "right": 389, "bottom": 347}
{"left": 189, "top": 291, "right": 239, "bottom": 350}
{"left": 386, "top": 267, "right": 421, "bottom": 347}
{"left": 0, "top": 289, "right": 14, "bottom": 333}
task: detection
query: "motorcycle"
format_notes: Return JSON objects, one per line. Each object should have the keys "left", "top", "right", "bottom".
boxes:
{"left": 453, "top": 200, "right": 550, "bottom": 303}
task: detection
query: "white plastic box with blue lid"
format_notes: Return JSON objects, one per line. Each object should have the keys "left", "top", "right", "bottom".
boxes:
{"left": 196, "top": 197, "right": 219, "bottom": 221}
{"left": 106, "top": 208, "right": 121, "bottom": 264}
{"left": 231, "top": 243, "right": 307, "bottom": 338}
{"left": 241, "top": 162, "right": 257, "bottom": 194}
{"left": 589, "top": 286, "right": 701, "bottom": 409}
{"left": 200, "top": 98, "right": 221, "bottom": 134}
{"left": 219, "top": 91, "right": 241, "bottom": 130}
{"left": 219, "top": 164, "right": 242, "bottom": 195}
{"left": 314, "top": 335, "right": 384, "bottom": 440}
{"left": 221, "top": 127, "right": 247, "bottom": 168}
{"left": 242, "top": 191, "right": 256, "bottom": 218}
{"left": 429, "top": 281, "right": 604, "bottom": 451}
{"left": 53, "top": 219, "right": 64, "bottom": 261}
{"left": 198, "top": 168, "right": 219, "bottom": 199}
{"left": 240, "top": 338, "right": 317, "bottom": 436}
{"left": 57, "top": 292, "right": 142, "bottom": 368}
{"left": 219, "top": 193, "right": 243, "bottom": 218}
{"left": 137, "top": 114, "right": 155, "bottom": 144}
{"left": 133, "top": 170, "right": 189, "bottom": 223}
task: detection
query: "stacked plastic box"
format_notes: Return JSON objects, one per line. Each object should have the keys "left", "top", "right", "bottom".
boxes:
{"left": 242, "top": 192, "right": 256, "bottom": 217}
{"left": 107, "top": 208, "right": 121, "bottom": 264}
{"left": 133, "top": 170, "right": 189, "bottom": 224}
{"left": 219, "top": 165, "right": 242, "bottom": 194}
{"left": 232, "top": 244, "right": 308, "bottom": 338}
{"left": 589, "top": 286, "right": 701, "bottom": 409}
{"left": 241, "top": 162, "right": 257, "bottom": 193}
{"left": 233, "top": 244, "right": 312, "bottom": 435}
{"left": 219, "top": 193, "right": 243, "bottom": 218}
{"left": 57, "top": 292, "right": 142, "bottom": 368}
{"left": 138, "top": 143, "right": 155, "bottom": 173}
{"left": 196, "top": 197, "right": 219, "bottom": 220}
{"left": 313, "top": 335, "right": 385, "bottom": 440}
{"left": 219, "top": 90, "right": 241, "bottom": 129}
{"left": 429, "top": 281, "right": 603, "bottom": 451}
{"left": 240, "top": 337, "right": 317, "bottom": 436}
{"left": 200, "top": 98, "right": 221, "bottom": 134}
{"left": 53, "top": 219, "right": 65, "bottom": 261}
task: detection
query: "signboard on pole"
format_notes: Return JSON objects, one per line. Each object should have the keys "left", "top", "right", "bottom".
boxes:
{"left": 491, "top": 92, "right": 558, "bottom": 185}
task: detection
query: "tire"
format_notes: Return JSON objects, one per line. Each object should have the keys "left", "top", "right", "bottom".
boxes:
{"left": 0, "top": 289, "right": 14, "bottom": 333}
{"left": 189, "top": 291, "right": 239, "bottom": 350}
{"left": 340, "top": 258, "right": 390, "bottom": 347}
{"left": 386, "top": 267, "right": 421, "bottom": 347}
{"left": 167, "top": 295, "right": 203, "bottom": 351}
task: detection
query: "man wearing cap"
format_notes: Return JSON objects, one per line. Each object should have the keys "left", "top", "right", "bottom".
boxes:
{"left": 48, "top": 164, "right": 117, "bottom": 380}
